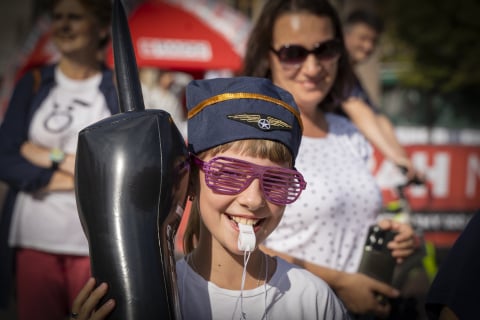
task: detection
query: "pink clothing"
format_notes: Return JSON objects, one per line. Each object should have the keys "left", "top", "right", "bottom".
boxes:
{"left": 16, "top": 248, "right": 90, "bottom": 320}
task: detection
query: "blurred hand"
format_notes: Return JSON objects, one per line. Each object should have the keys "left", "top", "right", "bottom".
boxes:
{"left": 20, "top": 141, "right": 51, "bottom": 168}
{"left": 43, "top": 171, "right": 74, "bottom": 192}
{"left": 378, "top": 219, "right": 417, "bottom": 263}
{"left": 335, "top": 272, "right": 399, "bottom": 318}
{"left": 70, "top": 278, "right": 115, "bottom": 320}
{"left": 395, "top": 157, "right": 425, "bottom": 185}
{"left": 60, "top": 153, "right": 76, "bottom": 176}
{"left": 21, "top": 141, "right": 76, "bottom": 176}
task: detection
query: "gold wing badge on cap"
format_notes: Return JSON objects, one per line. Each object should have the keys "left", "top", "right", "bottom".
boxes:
{"left": 188, "top": 92, "right": 303, "bottom": 131}
{"left": 227, "top": 113, "right": 292, "bottom": 131}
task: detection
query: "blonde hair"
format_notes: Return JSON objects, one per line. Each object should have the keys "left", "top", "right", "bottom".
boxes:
{"left": 182, "top": 139, "right": 292, "bottom": 254}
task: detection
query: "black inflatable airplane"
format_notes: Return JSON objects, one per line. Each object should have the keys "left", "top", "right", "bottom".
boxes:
{"left": 75, "top": 0, "right": 189, "bottom": 318}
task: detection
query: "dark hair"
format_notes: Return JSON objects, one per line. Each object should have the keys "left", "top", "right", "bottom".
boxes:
{"left": 242, "top": 0, "right": 354, "bottom": 110}
{"left": 51, "top": 0, "right": 112, "bottom": 48}
{"left": 345, "top": 9, "right": 384, "bottom": 34}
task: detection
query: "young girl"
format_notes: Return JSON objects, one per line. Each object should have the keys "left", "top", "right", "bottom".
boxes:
{"left": 71, "top": 77, "right": 350, "bottom": 319}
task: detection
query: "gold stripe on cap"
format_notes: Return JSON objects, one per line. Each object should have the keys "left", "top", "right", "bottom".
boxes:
{"left": 188, "top": 92, "right": 303, "bottom": 130}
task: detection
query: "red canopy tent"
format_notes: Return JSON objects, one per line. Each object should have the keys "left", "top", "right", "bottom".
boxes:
{"left": 17, "top": 1, "right": 251, "bottom": 77}
{"left": 1, "top": 1, "right": 251, "bottom": 117}
{"left": 106, "top": 0, "right": 251, "bottom": 78}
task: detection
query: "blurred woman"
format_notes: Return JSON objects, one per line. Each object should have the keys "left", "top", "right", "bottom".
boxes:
{"left": 243, "top": 0, "right": 416, "bottom": 318}
{"left": 0, "top": 0, "right": 117, "bottom": 319}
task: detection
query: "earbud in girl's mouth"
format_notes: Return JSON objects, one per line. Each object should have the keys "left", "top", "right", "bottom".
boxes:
{"left": 238, "top": 223, "right": 256, "bottom": 251}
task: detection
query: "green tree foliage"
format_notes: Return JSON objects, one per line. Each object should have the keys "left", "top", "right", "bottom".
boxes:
{"left": 381, "top": 0, "right": 480, "bottom": 92}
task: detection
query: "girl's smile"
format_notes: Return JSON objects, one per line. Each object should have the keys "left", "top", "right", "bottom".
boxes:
{"left": 197, "top": 150, "right": 289, "bottom": 255}
{"left": 226, "top": 213, "right": 265, "bottom": 233}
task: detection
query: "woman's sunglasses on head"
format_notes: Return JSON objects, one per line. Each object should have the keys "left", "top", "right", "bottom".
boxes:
{"left": 192, "top": 155, "right": 307, "bottom": 206}
{"left": 270, "top": 39, "right": 342, "bottom": 65}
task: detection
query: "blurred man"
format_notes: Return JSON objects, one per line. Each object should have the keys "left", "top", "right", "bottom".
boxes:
{"left": 344, "top": 9, "right": 383, "bottom": 67}
{"left": 341, "top": 9, "right": 420, "bottom": 180}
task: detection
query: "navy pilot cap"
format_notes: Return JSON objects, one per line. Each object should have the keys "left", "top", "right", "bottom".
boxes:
{"left": 186, "top": 77, "right": 303, "bottom": 161}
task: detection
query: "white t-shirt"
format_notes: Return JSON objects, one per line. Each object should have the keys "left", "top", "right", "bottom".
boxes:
{"left": 176, "top": 256, "right": 350, "bottom": 320}
{"left": 264, "top": 113, "right": 383, "bottom": 273}
{"left": 9, "top": 66, "right": 111, "bottom": 255}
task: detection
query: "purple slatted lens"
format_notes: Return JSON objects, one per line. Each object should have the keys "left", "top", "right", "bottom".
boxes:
{"left": 192, "top": 156, "right": 306, "bottom": 205}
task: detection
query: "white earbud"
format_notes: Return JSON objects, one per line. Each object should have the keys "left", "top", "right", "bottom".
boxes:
{"left": 237, "top": 223, "right": 256, "bottom": 252}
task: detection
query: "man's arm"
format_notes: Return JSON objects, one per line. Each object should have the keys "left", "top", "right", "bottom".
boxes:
{"left": 341, "top": 97, "right": 417, "bottom": 179}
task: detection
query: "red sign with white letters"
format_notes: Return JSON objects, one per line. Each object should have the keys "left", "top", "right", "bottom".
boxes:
{"left": 373, "top": 145, "right": 480, "bottom": 211}
{"left": 372, "top": 145, "right": 480, "bottom": 246}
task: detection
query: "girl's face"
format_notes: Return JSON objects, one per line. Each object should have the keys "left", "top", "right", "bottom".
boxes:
{"left": 270, "top": 13, "right": 339, "bottom": 113}
{"left": 52, "top": 0, "right": 106, "bottom": 57}
{"left": 197, "top": 150, "right": 290, "bottom": 256}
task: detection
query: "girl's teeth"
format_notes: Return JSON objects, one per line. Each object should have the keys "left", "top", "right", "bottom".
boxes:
{"left": 231, "top": 216, "right": 257, "bottom": 226}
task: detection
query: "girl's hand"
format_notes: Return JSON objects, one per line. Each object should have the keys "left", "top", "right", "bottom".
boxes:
{"left": 70, "top": 278, "right": 115, "bottom": 320}
{"left": 378, "top": 219, "right": 417, "bottom": 263}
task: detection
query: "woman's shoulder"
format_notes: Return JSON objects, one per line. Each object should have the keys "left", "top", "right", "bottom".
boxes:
{"left": 325, "top": 112, "right": 366, "bottom": 143}
{"left": 274, "top": 257, "right": 330, "bottom": 289}
{"left": 325, "top": 112, "right": 373, "bottom": 161}
{"left": 325, "top": 112, "right": 358, "bottom": 134}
